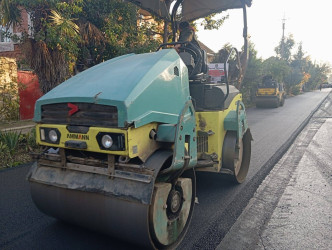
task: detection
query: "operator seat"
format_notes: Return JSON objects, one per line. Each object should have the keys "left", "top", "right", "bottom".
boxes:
{"left": 179, "top": 43, "right": 208, "bottom": 81}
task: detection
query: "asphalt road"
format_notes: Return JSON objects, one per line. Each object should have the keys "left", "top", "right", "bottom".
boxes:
{"left": 181, "top": 89, "right": 331, "bottom": 249}
{"left": 0, "top": 89, "right": 330, "bottom": 250}
{"left": 218, "top": 92, "right": 332, "bottom": 249}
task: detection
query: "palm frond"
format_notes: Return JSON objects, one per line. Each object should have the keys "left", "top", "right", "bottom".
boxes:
{"left": 0, "top": 0, "right": 21, "bottom": 26}
{"left": 21, "top": 39, "right": 69, "bottom": 93}
{"left": 49, "top": 10, "right": 80, "bottom": 36}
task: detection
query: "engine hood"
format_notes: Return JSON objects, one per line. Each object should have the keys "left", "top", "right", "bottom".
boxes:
{"left": 34, "top": 49, "right": 190, "bottom": 128}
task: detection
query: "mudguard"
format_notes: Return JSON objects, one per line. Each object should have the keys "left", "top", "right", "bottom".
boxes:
{"left": 224, "top": 100, "right": 250, "bottom": 140}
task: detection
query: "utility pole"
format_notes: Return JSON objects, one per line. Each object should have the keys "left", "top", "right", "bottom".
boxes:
{"left": 281, "top": 14, "right": 286, "bottom": 59}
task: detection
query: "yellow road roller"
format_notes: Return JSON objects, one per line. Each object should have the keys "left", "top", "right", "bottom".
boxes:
{"left": 256, "top": 75, "right": 286, "bottom": 108}
{"left": 28, "top": 0, "right": 253, "bottom": 248}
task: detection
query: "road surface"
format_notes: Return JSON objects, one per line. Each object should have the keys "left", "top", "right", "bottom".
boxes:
{"left": 0, "top": 89, "right": 330, "bottom": 250}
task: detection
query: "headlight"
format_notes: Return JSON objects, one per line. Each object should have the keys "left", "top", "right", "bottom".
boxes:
{"left": 39, "top": 127, "right": 61, "bottom": 144}
{"left": 96, "top": 132, "right": 125, "bottom": 151}
{"left": 101, "top": 134, "right": 113, "bottom": 149}
{"left": 49, "top": 130, "right": 58, "bottom": 142}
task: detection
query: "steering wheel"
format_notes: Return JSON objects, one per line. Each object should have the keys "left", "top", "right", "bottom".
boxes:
{"left": 157, "top": 41, "right": 203, "bottom": 77}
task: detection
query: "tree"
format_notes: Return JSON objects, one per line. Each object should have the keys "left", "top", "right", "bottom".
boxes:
{"left": 200, "top": 13, "right": 229, "bottom": 30}
{"left": 241, "top": 42, "right": 263, "bottom": 104}
{"left": 291, "top": 43, "right": 309, "bottom": 70}
{"left": 275, "top": 34, "right": 295, "bottom": 62}
{"left": 0, "top": 0, "right": 21, "bottom": 27}
{"left": 1, "top": 0, "right": 85, "bottom": 93}
{"left": 306, "top": 62, "right": 331, "bottom": 90}
{"left": 0, "top": 0, "right": 161, "bottom": 93}
{"left": 290, "top": 43, "right": 311, "bottom": 92}
{"left": 262, "top": 57, "right": 290, "bottom": 82}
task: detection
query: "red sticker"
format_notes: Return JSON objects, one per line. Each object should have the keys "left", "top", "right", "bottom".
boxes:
{"left": 68, "top": 103, "right": 79, "bottom": 116}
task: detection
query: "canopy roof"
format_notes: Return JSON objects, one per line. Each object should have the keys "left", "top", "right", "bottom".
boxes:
{"left": 127, "top": 0, "right": 252, "bottom": 21}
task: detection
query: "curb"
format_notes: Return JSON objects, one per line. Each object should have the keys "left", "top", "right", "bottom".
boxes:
{"left": 1, "top": 124, "right": 35, "bottom": 133}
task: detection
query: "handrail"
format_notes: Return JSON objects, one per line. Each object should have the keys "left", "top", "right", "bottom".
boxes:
{"left": 171, "top": 0, "right": 184, "bottom": 42}
{"left": 224, "top": 47, "right": 241, "bottom": 101}
{"left": 156, "top": 41, "right": 188, "bottom": 51}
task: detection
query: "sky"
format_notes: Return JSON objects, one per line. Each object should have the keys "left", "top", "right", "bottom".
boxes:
{"left": 196, "top": 0, "right": 331, "bottom": 65}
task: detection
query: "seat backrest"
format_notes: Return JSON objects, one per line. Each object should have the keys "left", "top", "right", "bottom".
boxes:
{"left": 201, "top": 50, "right": 208, "bottom": 74}
{"left": 179, "top": 51, "right": 195, "bottom": 68}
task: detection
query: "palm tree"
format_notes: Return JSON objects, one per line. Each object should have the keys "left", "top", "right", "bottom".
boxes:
{"left": 0, "top": 3, "right": 81, "bottom": 93}
{"left": 0, "top": 0, "right": 21, "bottom": 27}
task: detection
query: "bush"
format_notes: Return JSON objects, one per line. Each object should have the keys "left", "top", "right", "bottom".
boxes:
{"left": 19, "top": 128, "right": 37, "bottom": 151}
{"left": 0, "top": 141, "right": 9, "bottom": 160}
{"left": 290, "top": 85, "right": 301, "bottom": 95}
{"left": 0, "top": 128, "right": 39, "bottom": 168}
{"left": 0, "top": 82, "right": 20, "bottom": 121}
{"left": 0, "top": 130, "right": 21, "bottom": 156}
{"left": 0, "top": 130, "right": 21, "bottom": 168}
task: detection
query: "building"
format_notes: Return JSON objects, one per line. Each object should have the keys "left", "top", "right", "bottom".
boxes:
{"left": 197, "top": 40, "right": 215, "bottom": 63}
{"left": 0, "top": 8, "right": 32, "bottom": 60}
{"left": 0, "top": 9, "right": 40, "bottom": 121}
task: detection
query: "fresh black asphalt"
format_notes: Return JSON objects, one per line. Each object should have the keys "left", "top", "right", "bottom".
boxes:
{"left": 0, "top": 89, "right": 330, "bottom": 250}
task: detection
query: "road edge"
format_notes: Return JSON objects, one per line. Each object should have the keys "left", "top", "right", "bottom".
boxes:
{"left": 216, "top": 91, "right": 331, "bottom": 249}
{"left": 188, "top": 91, "right": 330, "bottom": 249}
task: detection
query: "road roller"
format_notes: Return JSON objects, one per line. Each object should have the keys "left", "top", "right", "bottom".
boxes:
{"left": 256, "top": 75, "right": 286, "bottom": 108}
{"left": 28, "top": 0, "right": 253, "bottom": 248}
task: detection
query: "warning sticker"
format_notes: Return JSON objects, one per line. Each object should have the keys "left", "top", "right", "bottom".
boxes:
{"left": 208, "top": 63, "right": 228, "bottom": 83}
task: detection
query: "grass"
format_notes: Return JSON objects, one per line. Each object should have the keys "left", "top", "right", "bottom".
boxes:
{"left": 0, "top": 128, "right": 39, "bottom": 169}
{"left": 0, "top": 130, "right": 21, "bottom": 155}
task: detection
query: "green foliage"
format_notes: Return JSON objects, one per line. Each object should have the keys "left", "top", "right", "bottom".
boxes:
{"left": 103, "top": 1, "right": 156, "bottom": 56}
{"left": 27, "top": 127, "right": 37, "bottom": 148}
{"left": 306, "top": 62, "right": 331, "bottom": 91}
{"left": 0, "top": 128, "right": 38, "bottom": 168}
{"left": 200, "top": 13, "right": 229, "bottom": 30}
{"left": 241, "top": 42, "right": 264, "bottom": 105}
{"left": 290, "top": 85, "right": 301, "bottom": 95}
{"left": 217, "top": 36, "right": 330, "bottom": 105}
{"left": 0, "top": 0, "right": 163, "bottom": 92}
{"left": 2, "top": 0, "right": 330, "bottom": 99}
{"left": 0, "top": 130, "right": 21, "bottom": 156}
{"left": 0, "top": 140, "right": 10, "bottom": 167}
{"left": 0, "top": 0, "right": 21, "bottom": 26}
{"left": 0, "top": 81, "right": 20, "bottom": 121}
{"left": 262, "top": 57, "right": 291, "bottom": 82}
{"left": 284, "top": 68, "right": 303, "bottom": 88}
{"left": 19, "top": 127, "right": 37, "bottom": 150}
{"left": 275, "top": 34, "right": 295, "bottom": 62}
{"left": 0, "top": 141, "right": 9, "bottom": 155}
{"left": 1, "top": 0, "right": 86, "bottom": 93}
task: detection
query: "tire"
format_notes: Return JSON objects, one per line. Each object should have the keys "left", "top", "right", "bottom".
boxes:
{"left": 222, "top": 130, "right": 251, "bottom": 183}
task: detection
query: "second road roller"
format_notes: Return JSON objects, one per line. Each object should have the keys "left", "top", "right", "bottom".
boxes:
{"left": 256, "top": 75, "right": 286, "bottom": 108}
{"left": 28, "top": 0, "right": 253, "bottom": 248}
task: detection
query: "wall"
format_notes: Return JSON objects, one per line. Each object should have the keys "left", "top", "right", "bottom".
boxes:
{"left": 18, "top": 71, "right": 42, "bottom": 120}
{"left": 0, "top": 8, "right": 29, "bottom": 60}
